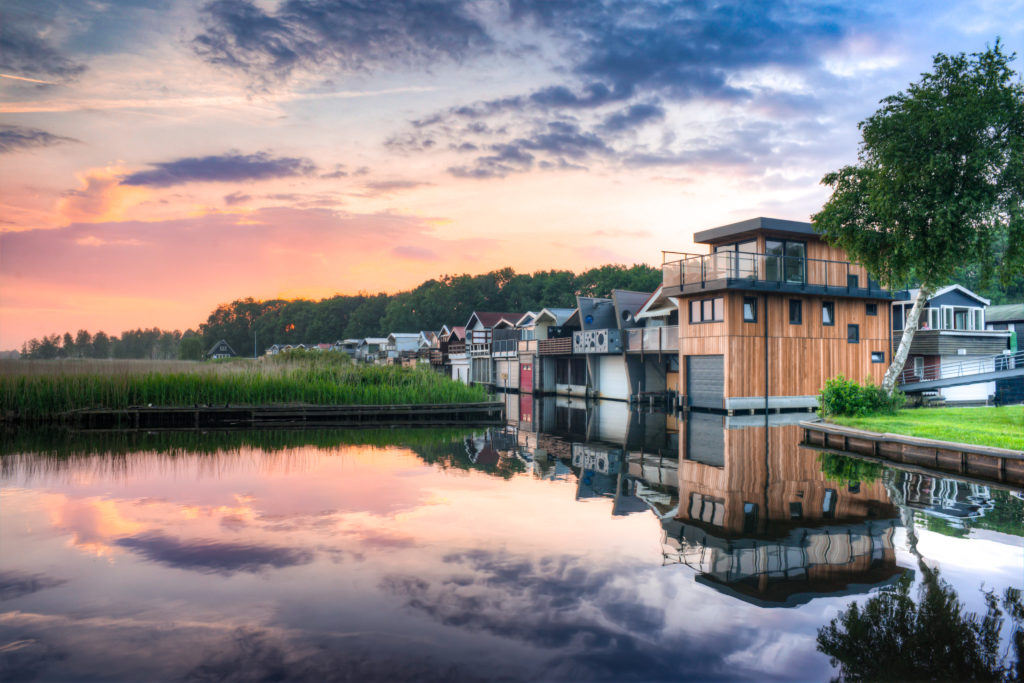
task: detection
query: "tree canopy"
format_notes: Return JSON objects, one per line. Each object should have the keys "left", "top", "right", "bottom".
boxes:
{"left": 813, "top": 41, "right": 1024, "bottom": 292}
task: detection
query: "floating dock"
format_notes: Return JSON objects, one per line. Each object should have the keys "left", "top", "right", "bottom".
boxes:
{"left": 800, "top": 420, "right": 1024, "bottom": 487}
{"left": 61, "top": 402, "right": 505, "bottom": 430}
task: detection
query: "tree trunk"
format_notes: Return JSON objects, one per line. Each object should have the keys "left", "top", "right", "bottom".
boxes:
{"left": 882, "top": 285, "right": 932, "bottom": 395}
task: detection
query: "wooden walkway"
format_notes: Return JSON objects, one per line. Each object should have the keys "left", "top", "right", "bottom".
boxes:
{"left": 800, "top": 420, "right": 1024, "bottom": 488}
{"left": 63, "top": 402, "right": 505, "bottom": 430}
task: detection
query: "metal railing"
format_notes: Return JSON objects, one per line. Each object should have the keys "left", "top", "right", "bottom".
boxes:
{"left": 898, "top": 350, "right": 1022, "bottom": 385}
{"left": 492, "top": 338, "right": 518, "bottom": 354}
{"left": 626, "top": 326, "right": 679, "bottom": 353}
{"left": 662, "top": 251, "right": 884, "bottom": 294}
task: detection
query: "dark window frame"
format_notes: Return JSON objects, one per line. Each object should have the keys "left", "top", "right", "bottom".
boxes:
{"left": 848, "top": 324, "right": 860, "bottom": 344}
{"left": 866, "top": 303, "right": 878, "bottom": 316}
{"left": 789, "top": 299, "right": 802, "bottom": 325}
{"left": 742, "top": 296, "right": 758, "bottom": 323}
{"left": 822, "top": 301, "right": 835, "bottom": 327}
{"left": 871, "top": 351, "right": 885, "bottom": 363}
{"left": 689, "top": 297, "right": 724, "bottom": 324}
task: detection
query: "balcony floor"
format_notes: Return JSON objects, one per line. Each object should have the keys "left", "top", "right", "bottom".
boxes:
{"left": 665, "top": 278, "right": 892, "bottom": 300}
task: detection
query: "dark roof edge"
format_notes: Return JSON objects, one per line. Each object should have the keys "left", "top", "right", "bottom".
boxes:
{"left": 693, "top": 217, "right": 815, "bottom": 244}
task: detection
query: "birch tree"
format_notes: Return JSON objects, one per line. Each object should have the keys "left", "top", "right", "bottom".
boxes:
{"left": 813, "top": 42, "right": 1024, "bottom": 394}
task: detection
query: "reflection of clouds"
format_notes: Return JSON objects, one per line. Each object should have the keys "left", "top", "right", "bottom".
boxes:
{"left": 0, "top": 613, "right": 481, "bottom": 683}
{"left": 383, "top": 549, "right": 772, "bottom": 681}
{"left": 115, "top": 532, "right": 314, "bottom": 576}
{"left": 46, "top": 495, "right": 145, "bottom": 557}
{"left": 0, "top": 571, "right": 67, "bottom": 602}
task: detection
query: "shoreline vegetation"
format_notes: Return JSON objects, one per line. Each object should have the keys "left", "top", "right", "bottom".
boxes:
{"left": 826, "top": 406, "right": 1024, "bottom": 451}
{"left": 0, "top": 353, "right": 489, "bottom": 423}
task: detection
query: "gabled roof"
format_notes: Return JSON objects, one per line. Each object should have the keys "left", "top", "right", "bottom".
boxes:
{"left": 611, "top": 289, "right": 654, "bottom": 328}
{"left": 387, "top": 332, "right": 420, "bottom": 341}
{"left": 465, "top": 311, "right": 526, "bottom": 330}
{"left": 207, "top": 339, "right": 236, "bottom": 355}
{"left": 534, "top": 307, "right": 576, "bottom": 326}
{"left": 576, "top": 296, "right": 615, "bottom": 330}
{"left": 448, "top": 326, "right": 466, "bottom": 340}
{"left": 515, "top": 311, "right": 538, "bottom": 327}
{"left": 635, "top": 285, "right": 677, "bottom": 320}
{"left": 359, "top": 337, "right": 388, "bottom": 346}
{"left": 896, "top": 284, "right": 990, "bottom": 306}
{"left": 419, "top": 330, "right": 438, "bottom": 343}
{"left": 986, "top": 303, "right": 1024, "bottom": 323}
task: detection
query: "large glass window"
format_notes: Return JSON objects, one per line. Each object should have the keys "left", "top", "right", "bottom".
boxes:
{"left": 848, "top": 324, "right": 860, "bottom": 343}
{"left": 822, "top": 301, "right": 835, "bottom": 326}
{"left": 714, "top": 240, "right": 757, "bottom": 278}
{"left": 765, "top": 239, "right": 806, "bottom": 284}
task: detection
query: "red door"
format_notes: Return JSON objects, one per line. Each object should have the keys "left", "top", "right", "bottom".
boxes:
{"left": 519, "top": 362, "right": 533, "bottom": 393}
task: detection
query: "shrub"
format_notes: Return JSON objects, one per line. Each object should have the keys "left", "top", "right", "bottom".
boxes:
{"left": 818, "top": 375, "right": 905, "bottom": 417}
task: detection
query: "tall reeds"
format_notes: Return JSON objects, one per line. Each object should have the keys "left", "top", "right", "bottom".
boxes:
{"left": 1, "top": 354, "right": 489, "bottom": 420}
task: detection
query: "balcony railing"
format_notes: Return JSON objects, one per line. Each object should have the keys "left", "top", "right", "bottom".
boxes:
{"left": 448, "top": 342, "right": 466, "bottom": 355}
{"left": 662, "top": 251, "right": 887, "bottom": 297}
{"left": 492, "top": 338, "right": 518, "bottom": 354}
{"left": 429, "top": 349, "right": 444, "bottom": 364}
{"left": 538, "top": 337, "right": 573, "bottom": 355}
{"left": 626, "top": 326, "right": 679, "bottom": 353}
{"left": 518, "top": 339, "right": 538, "bottom": 354}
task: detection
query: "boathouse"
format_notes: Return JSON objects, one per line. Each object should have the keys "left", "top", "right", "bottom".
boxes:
{"left": 207, "top": 339, "right": 236, "bottom": 360}
{"left": 892, "top": 285, "right": 1011, "bottom": 403}
{"left": 661, "top": 217, "right": 893, "bottom": 413}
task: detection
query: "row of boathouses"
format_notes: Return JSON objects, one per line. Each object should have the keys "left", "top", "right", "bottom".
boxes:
{"left": 268, "top": 217, "right": 1022, "bottom": 410}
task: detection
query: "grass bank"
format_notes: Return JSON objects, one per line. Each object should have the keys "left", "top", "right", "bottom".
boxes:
{"left": 0, "top": 354, "right": 490, "bottom": 422}
{"left": 828, "top": 405, "right": 1024, "bottom": 451}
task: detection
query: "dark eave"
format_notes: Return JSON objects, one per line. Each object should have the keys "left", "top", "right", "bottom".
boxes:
{"left": 694, "top": 217, "right": 815, "bottom": 244}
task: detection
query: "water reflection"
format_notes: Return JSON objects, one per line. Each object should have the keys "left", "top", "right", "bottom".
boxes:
{"left": 1, "top": 401, "right": 1020, "bottom": 682}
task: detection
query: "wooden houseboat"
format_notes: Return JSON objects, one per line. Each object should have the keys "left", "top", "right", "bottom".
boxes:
{"left": 572, "top": 290, "right": 652, "bottom": 401}
{"left": 446, "top": 327, "right": 469, "bottom": 383}
{"left": 661, "top": 217, "right": 893, "bottom": 413}
{"left": 892, "top": 285, "right": 1011, "bottom": 403}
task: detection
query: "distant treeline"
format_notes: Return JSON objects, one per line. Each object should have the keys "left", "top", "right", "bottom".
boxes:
{"left": 17, "top": 264, "right": 661, "bottom": 360}
{"left": 201, "top": 265, "right": 661, "bottom": 359}
{"left": 20, "top": 328, "right": 203, "bottom": 361}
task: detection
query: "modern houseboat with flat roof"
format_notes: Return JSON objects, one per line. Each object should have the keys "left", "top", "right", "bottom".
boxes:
{"left": 661, "top": 217, "right": 893, "bottom": 413}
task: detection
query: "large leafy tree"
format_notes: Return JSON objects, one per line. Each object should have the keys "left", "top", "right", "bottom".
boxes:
{"left": 813, "top": 42, "right": 1024, "bottom": 394}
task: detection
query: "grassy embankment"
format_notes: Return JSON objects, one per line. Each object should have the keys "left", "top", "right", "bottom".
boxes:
{"left": 0, "top": 353, "right": 490, "bottom": 422}
{"left": 828, "top": 405, "right": 1024, "bottom": 451}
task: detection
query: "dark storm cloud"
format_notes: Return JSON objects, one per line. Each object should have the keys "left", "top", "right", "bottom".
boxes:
{"left": 404, "top": 0, "right": 881, "bottom": 179}
{"left": 0, "top": 125, "right": 79, "bottom": 154}
{"left": 599, "top": 102, "right": 666, "bottom": 133}
{"left": 510, "top": 0, "right": 852, "bottom": 100}
{"left": 0, "top": 570, "right": 67, "bottom": 601}
{"left": 0, "top": 1, "right": 87, "bottom": 81}
{"left": 121, "top": 151, "right": 316, "bottom": 187}
{"left": 115, "top": 532, "right": 314, "bottom": 575}
{"left": 193, "top": 0, "right": 493, "bottom": 84}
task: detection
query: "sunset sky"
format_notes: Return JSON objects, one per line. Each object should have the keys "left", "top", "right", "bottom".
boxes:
{"left": 2, "top": 0, "right": 1022, "bottom": 349}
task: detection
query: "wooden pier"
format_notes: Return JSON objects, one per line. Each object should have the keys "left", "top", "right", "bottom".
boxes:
{"left": 800, "top": 420, "right": 1024, "bottom": 488}
{"left": 63, "top": 402, "right": 505, "bottom": 430}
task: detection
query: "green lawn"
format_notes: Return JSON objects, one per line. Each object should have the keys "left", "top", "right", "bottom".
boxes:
{"left": 829, "top": 405, "right": 1024, "bottom": 451}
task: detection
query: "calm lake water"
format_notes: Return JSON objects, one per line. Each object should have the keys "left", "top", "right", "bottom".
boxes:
{"left": 2, "top": 397, "right": 1022, "bottom": 682}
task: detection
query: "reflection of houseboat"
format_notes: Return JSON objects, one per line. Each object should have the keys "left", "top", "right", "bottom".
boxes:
{"left": 669, "top": 420, "right": 906, "bottom": 607}
{"left": 886, "top": 473, "right": 996, "bottom": 527}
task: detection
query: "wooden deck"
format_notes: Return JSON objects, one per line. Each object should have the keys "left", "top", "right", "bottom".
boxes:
{"left": 800, "top": 420, "right": 1024, "bottom": 488}
{"left": 62, "top": 402, "right": 505, "bottom": 430}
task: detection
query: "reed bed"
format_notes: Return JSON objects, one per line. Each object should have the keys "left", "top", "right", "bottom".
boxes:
{"left": 1, "top": 354, "right": 489, "bottom": 421}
